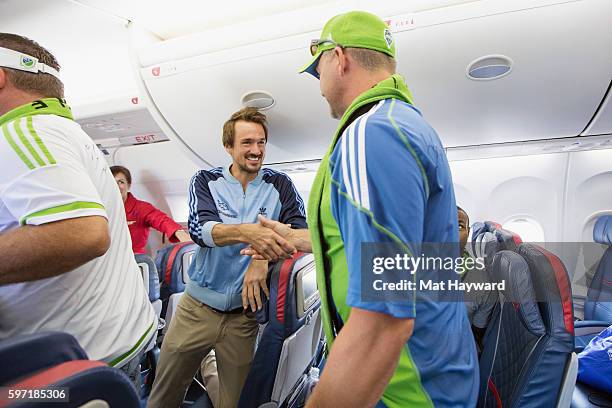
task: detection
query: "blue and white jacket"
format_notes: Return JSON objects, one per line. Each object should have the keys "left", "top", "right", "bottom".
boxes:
{"left": 186, "top": 166, "right": 307, "bottom": 310}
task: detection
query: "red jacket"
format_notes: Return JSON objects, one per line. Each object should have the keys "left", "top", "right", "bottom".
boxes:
{"left": 124, "top": 193, "right": 182, "bottom": 254}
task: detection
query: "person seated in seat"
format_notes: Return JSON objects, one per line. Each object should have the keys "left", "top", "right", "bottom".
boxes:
{"left": 110, "top": 165, "right": 191, "bottom": 255}
{"left": 458, "top": 206, "right": 498, "bottom": 352}
{"left": 0, "top": 33, "right": 155, "bottom": 388}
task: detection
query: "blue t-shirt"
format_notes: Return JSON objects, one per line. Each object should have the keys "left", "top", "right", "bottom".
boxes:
{"left": 326, "top": 98, "right": 479, "bottom": 407}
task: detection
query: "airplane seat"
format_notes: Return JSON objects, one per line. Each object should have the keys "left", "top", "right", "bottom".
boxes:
{"left": 135, "top": 253, "right": 162, "bottom": 319}
{"left": 484, "top": 220, "right": 503, "bottom": 232}
{"left": 0, "top": 332, "right": 87, "bottom": 386}
{"left": 575, "top": 215, "right": 612, "bottom": 352}
{"left": 584, "top": 215, "right": 612, "bottom": 323}
{"left": 479, "top": 245, "right": 575, "bottom": 407}
{"left": 495, "top": 228, "right": 523, "bottom": 252}
{"left": 155, "top": 242, "right": 197, "bottom": 334}
{"left": 0, "top": 332, "right": 139, "bottom": 407}
{"left": 471, "top": 231, "right": 500, "bottom": 270}
{"left": 237, "top": 252, "right": 322, "bottom": 408}
{"left": 470, "top": 221, "right": 488, "bottom": 245}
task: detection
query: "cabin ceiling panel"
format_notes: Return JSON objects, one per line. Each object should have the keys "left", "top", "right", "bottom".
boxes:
{"left": 137, "top": 0, "right": 612, "bottom": 165}
{"left": 399, "top": 0, "right": 612, "bottom": 147}
{"left": 142, "top": 43, "right": 338, "bottom": 166}
{"left": 0, "top": 0, "right": 140, "bottom": 105}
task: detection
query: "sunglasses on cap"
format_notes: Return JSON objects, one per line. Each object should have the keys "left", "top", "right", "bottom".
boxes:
{"left": 309, "top": 39, "right": 342, "bottom": 56}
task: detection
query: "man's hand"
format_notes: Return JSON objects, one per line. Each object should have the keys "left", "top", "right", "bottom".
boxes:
{"left": 240, "top": 222, "right": 296, "bottom": 261}
{"left": 242, "top": 259, "right": 269, "bottom": 312}
{"left": 241, "top": 216, "right": 312, "bottom": 260}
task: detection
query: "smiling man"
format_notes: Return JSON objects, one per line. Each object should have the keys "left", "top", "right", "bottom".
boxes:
{"left": 148, "top": 107, "right": 307, "bottom": 408}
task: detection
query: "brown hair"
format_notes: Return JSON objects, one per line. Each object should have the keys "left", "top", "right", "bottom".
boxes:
{"left": 110, "top": 165, "right": 132, "bottom": 185}
{"left": 0, "top": 33, "right": 64, "bottom": 99}
{"left": 346, "top": 48, "right": 396, "bottom": 73}
{"left": 222, "top": 107, "right": 268, "bottom": 147}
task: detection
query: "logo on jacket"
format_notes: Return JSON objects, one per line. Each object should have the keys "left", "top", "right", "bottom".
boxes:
{"left": 217, "top": 200, "right": 230, "bottom": 211}
{"left": 258, "top": 207, "right": 267, "bottom": 216}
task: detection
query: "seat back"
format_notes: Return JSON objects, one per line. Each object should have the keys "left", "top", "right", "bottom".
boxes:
{"left": 238, "top": 253, "right": 322, "bottom": 408}
{"left": 155, "top": 242, "right": 197, "bottom": 294}
{"left": 1, "top": 361, "right": 139, "bottom": 408}
{"left": 0, "top": 332, "right": 87, "bottom": 386}
{"left": 135, "top": 254, "right": 160, "bottom": 303}
{"left": 494, "top": 228, "right": 523, "bottom": 252}
{"left": 479, "top": 245, "right": 575, "bottom": 407}
{"left": 585, "top": 215, "right": 612, "bottom": 322}
{"left": 155, "top": 242, "right": 197, "bottom": 326}
{"left": 0, "top": 332, "right": 139, "bottom": 408}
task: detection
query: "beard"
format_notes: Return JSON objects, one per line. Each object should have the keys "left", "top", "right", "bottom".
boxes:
{"left": 236, "top": 159, "right": 262, "bottom": 175}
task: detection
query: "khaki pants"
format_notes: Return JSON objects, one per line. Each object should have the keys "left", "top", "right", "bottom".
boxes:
{"left": 201, "top": 349, "right": 219, "bottom": 406}
{"left": 147, "top": 292, "right": 258, "bottom": 408}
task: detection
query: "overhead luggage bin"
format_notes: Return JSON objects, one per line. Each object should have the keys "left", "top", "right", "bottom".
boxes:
{"left": 132, "top": 0, "right": 612, "bottom": 167}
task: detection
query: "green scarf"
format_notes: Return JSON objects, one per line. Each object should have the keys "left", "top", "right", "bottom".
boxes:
{"left": 307, "top": 74, "right": 415, "bottom": 345}
{"left": 0, "top": 98, "right": 73, "bottom": 127}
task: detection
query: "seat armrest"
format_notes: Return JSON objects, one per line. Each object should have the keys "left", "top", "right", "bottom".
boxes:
{"left": 574, "top": 321, "right": 611, "bottom": 337}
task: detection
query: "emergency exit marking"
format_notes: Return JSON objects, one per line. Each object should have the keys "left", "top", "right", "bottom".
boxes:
{"left": 119, "top": 133, "right": 170, "bottom": 145}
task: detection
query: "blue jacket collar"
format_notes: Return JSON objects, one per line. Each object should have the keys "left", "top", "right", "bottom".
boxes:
{"left": 223, "top": 165, "right": 264, "bottom": 187}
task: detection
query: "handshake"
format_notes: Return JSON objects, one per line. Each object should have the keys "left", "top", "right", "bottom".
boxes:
{"left": 240, "top": 215, "right": 311, "bottom": 312}
{"left": 240, "top": 215, "right": 309, "bottom": 262}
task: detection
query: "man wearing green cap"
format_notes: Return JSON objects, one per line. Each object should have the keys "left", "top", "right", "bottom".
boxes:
{"left": 244, "top": 10, "right": 479, "bottom": 407}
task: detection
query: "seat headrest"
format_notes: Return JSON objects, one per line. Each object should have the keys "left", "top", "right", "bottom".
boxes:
{"left": 517, "top": 244, "right": 575, "bottom": 336}
{"left": 492, "top": 251, "right": 545, "bottom": 335}
{"left": 594, "top": 215, "right": 612, "bottom": 245}
{"left": 135, "top": 254, "right": 160, "bottom": 301}
{"left": 470, "top": 222, "right": 487, "bottom": 244}
{"left": 485, "top": 220, "right": 502, "bottom": 231}
{"left": 155, "top": 242, "right": 198, "bottom": 292}
{"left": 495, "top": 228, "right": 523, "bottom": 251}
{"left": 473, "top": 232, "right": 499, "bottom": 268}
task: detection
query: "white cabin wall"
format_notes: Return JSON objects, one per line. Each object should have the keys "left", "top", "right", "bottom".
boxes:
{"left": 111, "top": 140, "right": 200, "bottom": 255}
{"left": 449, "top": 153, "right": 568, "bottom": 243}
{"left": 561, "top": 149, "right": 612, "bottom": 296}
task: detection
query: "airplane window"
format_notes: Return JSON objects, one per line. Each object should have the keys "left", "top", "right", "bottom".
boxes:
{"left": 502, "top": 218, "right": 545, "bottom": 242}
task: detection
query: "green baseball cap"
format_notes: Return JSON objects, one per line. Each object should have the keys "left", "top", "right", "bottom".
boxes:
{"left": 299, "top": 10, "right": 395, "bottom": 79}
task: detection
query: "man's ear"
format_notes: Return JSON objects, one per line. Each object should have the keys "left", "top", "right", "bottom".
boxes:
{"left": 0, "top": 68, "right": 6, "bottom": 90}
{"left": 335, "top": 47, "right": 349, "bottom": 76}
{"left": 224, "top": 144, "right": 232, "bottom": 155}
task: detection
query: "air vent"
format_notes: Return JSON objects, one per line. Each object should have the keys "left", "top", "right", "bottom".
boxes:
{"left": 467, "top": 55, "right": 513, "bottom": 81}
{"left": 241, "top": 91, "right": 275, "bottom": 111}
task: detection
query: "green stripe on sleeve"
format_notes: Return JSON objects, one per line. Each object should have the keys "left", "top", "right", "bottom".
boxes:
{"left": 109, "top": 322, "right": 155, "bottom": 367}
{"left": 15, "top": 117, "right": 45, "bottom": 167}
{"left": 27, "top": 116, "right": 56, "bottom": 164}
{"left": 381, "top": 346, "right": 434, "bottom": 408}
{"left": 20, "top": 201, "right": 105, "bottom": 225}
{"left": 2, "top": 123, "right": 35, "bottom": 170}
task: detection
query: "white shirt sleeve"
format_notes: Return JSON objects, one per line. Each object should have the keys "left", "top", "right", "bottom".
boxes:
{"left": 0, "top": 116, "right": 107, "bottom": 226}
